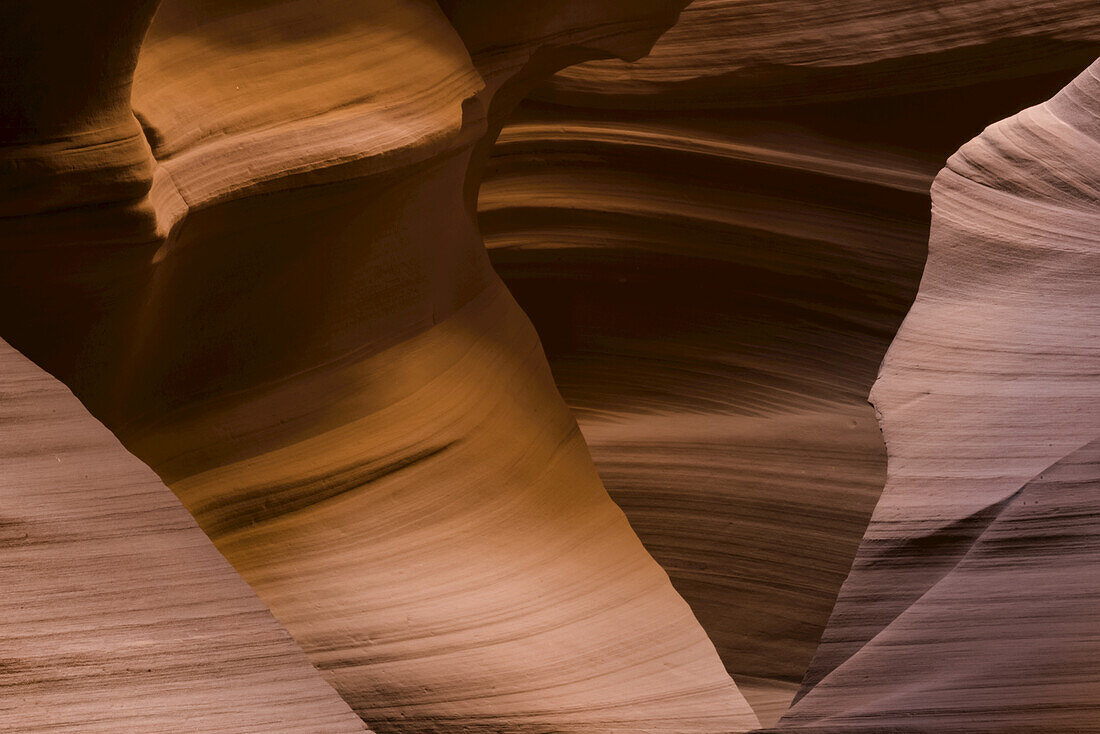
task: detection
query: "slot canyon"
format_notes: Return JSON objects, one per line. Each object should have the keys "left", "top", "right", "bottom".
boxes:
{"left": 1, "top": 2, "right": 1098, "bottom": 732}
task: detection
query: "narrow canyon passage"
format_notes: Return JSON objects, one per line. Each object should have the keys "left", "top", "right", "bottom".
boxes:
{"left": 1, "top": 2, "right": 1098, "bottom": 732}
{"left": 481, "top": 24, "right": 1100, "bottom": 724}
{"left": 2, "top": 2, "right": 758, "bottom": 732}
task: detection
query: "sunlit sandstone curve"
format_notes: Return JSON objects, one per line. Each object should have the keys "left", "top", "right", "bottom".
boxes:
{"left": 768, "top": 58, "right": 1100, "bottom": 732}
{"left": 0, "top": 338, "right": 367, "bottom": 733}
{"left": 0, "top": 1, "right": 759, "bottom": 732}
{"left": 479, "top": 3, "right": 1100, "bottom": 725}
{"left": 2, "top": 2, "right": 1098, "bottom": 732}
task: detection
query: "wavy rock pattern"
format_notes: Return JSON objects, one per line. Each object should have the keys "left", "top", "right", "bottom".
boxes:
{"left": 542, "top": 0, "right": 1100, "bottom": 106}
{"left": 128, "top": 280, "right": 756, "bottom": 732}
{"left": 0, "top": 1, "right": 759, "bottom": 732}
{"left": 479, "top": 4, "right": 1100, "bottom": 726}
{"left": 0, "top": 338, "right": 366, "bottom": 733}
{"left": 769, "top": 59, "right": 1100, "bottom": 732}
{"left": 3, "top": 2, "right": 1098, "bottom": 732}
{"left": 0, "top": 2, "right": 160, "bottom": 218}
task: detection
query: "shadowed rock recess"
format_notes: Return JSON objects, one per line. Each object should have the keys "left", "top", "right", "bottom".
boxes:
{"left": 0, "top": 2, "right": 1097, "bottom": 733}
{"left": 485, "top": 1, "right": 1099, "bottom": 726}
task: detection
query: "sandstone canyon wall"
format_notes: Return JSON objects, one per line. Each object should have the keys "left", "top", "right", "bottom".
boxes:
{"left": 0, "top": 336, "right": 367, "bottom": 732}
{"left": 1, "top": 1, "right": 1098, "bottom": 732}
{"left": 1, "top": 1, "right": 758, "bottom": 732}
{"left": 481, "top": 2, "right": 1100, "bottom": 724}
{"left": 767, "top": 58, "right": 1100, "bottom": 732}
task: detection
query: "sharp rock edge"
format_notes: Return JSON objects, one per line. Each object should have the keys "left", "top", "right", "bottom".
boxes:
{"left": 767, "top": 58, "right": 1100, "bottom": 733}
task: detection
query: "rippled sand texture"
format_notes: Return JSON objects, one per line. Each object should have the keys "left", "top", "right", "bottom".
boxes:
{"left": 480, "top": 3, "right": 1100, "bottom": 723}
{"left": 770, "top": 59, "right": 1100, "bottom": 733}
{"left": 0, "top": 2, "right": 759, "bottom": 732}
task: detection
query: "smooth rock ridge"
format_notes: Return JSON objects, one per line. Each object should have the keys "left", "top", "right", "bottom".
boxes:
{"left": 770, "top": 58, "right": 1100, "bottom": 732}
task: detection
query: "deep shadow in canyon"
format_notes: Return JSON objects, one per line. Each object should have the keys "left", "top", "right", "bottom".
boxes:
{"left": 482, "top": 56, "right": 1097, "bottom": 723}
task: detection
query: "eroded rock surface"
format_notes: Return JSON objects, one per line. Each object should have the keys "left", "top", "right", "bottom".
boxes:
{"left": 0, "top": 338, "right": 367, "bottom": 733}
{"left": 769, "top": 58, "right": 1100, "bottom": 733}
{"left": 480, "top": 4, "right": 1099, "bottom": 724}
{"left": 0, "top": 1, "right": 758, "bottom": 732}
{"left": 2, "top": 2, "right": 1098, "bottom": 732}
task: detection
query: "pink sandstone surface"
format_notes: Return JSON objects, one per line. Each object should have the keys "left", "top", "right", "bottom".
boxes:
{"left": 0, "top": 2, "right": 1097, "bottom": 732}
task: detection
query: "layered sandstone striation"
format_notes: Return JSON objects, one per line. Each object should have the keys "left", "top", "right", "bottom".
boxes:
{"left": 480, "top": 3, "right": 1100, "bottom": 724}
{"left": 0, "top": 338, "right": 367, "bottom": 732}
{"left": 2, "top": 1, "right": 1098, "bottom": 732}
{"left": 768, "top": 59, "right": 1100, "bottom": 732}
{"left": 542, "top": 0, "right": 1100, "bottom": 106}
{"left": 0, "top": 1, "right": 759, "bottom": 732}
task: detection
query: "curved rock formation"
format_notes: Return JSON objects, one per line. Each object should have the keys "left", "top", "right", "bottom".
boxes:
{"left": 480, "top": 5, "right": 1100, "bottom": 724}
{"left": 541, "top": 0, "right": 1100, "bottom": 106}
{"left": 770, "top": 58, "right": 1100, "bottom": 732}
{"left": 0, "top": 1, "right": 759, "bottom": 732}
{"left": 0, "top": 338, "right": 366, "bottom": 732}
{"left": 3, "top": 2, "right": 1098, "bottom": 731}
{"left": 0, "top": 2, "right": 160, "bottom": 218}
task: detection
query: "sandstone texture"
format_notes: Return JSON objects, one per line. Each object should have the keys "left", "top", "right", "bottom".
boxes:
{"left": 1, "top": 2, "right": 757, "bottom": 732}
{"left": 1, "top": 2, "right": 1097, "bottom": 732}
{"left": 482, "top": 3, "right": 1099, "bottom": 724}
{"left": 0, "top": 338, "right": 366, "bottom": 732}
{"left": 768, "top": 59, "right": 1100, "bottom": 732}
